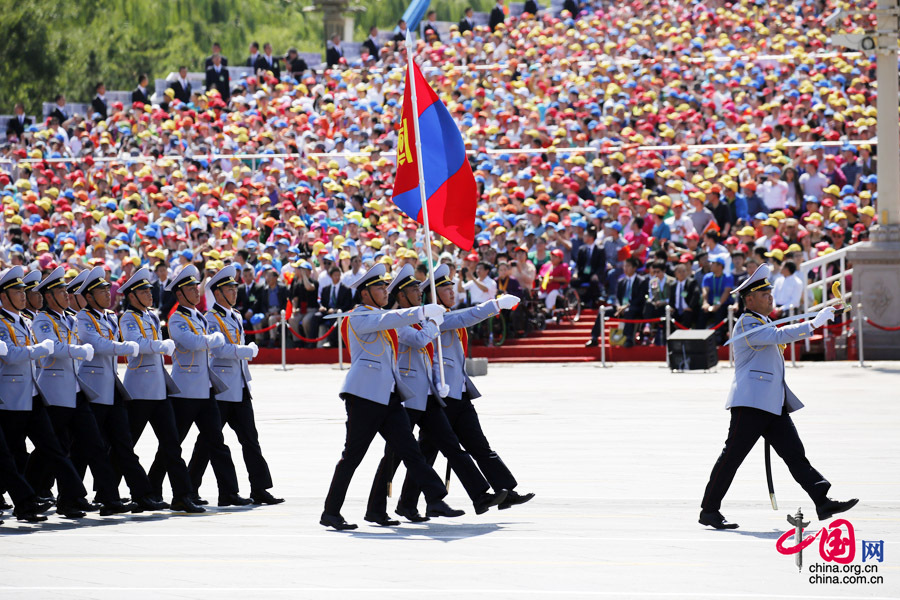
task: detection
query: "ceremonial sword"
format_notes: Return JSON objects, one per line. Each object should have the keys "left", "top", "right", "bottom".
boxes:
{"left": 323, "top": 306, "right": 472, "bottom": 320}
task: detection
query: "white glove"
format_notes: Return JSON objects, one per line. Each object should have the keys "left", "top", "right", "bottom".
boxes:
{"left": 206, "top": 332, "right": 225, "bottom": 349}
{"left": 82, "top": 345, "right": 95, "bottom": 362}
{"left": 162, "top": 340, "right": 176, "bottom": 356}
{"left": 38, "top": 339, "right": 55, "bottom": 355}
{"left": 497, "top": 294, "right": 520, "bottom": 310}
{"left": 125, "top": 341, "right": 139, "bottom": 357}
{"left": 149, "top": 340, "right": 165, "bottom": 353}
{"left": 247, "top": 342, "right": 259, "bottom": 358}
{"left": 812, "top": 306, "right": 836, "bottom": 329}
{"left": 428, "top": 311, "right": 444, "bottom": 327}
{"left": 438, "top": 383, "right": 450, "bottom": 398}
{"left": 421, "top": 303, "right": 444, "bottom": 321}
{"left": 0, "top": 340, "right": 7, "bottom": 356}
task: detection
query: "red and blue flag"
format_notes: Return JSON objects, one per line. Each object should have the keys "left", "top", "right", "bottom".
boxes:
{"left": 391, "top": 60, "right": 477, "bottom": 250}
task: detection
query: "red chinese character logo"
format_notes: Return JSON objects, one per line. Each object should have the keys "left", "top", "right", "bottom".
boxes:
{"left": 819, "top": 519, "right": 855, "bottom": 564}
{"left": 776, "top": 519, "right": 855, "bottom": 564}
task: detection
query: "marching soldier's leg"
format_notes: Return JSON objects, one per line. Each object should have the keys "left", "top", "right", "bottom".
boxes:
{"left": 146, "top": 400, "right": 198, "bottom": 505}
{"left": 447, "top": 397, "right": 518, "bottom": 491}
{"left": 378, "top": 394, "right": 460, "bottom": 518}
{"left": 24, "top": 405, "right": 72, "bottom": 498}
{"left": 418, "top": 397, "right": 494, "bottom": 503}
{"left": 323, "top": 395, "right": 385, "bottom": 519}
{"left": 396, "top": 426, "right": 440, "bottom": 517}
{"left": 67, "top": 397, "right": 130, "bottom": 515}
{"left": 99, "top": 400, "right": 161, "bottom": 509}
{"left": 700, "top": 407, "right": 771, "bottom": 513}
{"left": 0, "top": 422, "right": 48, "bottom": 522}
{"left": 0, "top": 412, "right": 30, "bottom": 472}
{"left": 187, "top": 431, "right": 212, "bottom": 493}
{"left": 194, "top": 394, "right": 244, "bottom": 505}
{"left": 763, "top": 410, "right": 830, "bottom": 506}
{"left": 147, "top": 398, "right": 198, "bottom": 496}
{"left": 225, "top": 389, "right": 276, "bottom": 501}
{"left": 24, "top": 405, "right": 90, "bottom": 516}
{"left": 366, "top": 409, "right": 422, "bottom": 521}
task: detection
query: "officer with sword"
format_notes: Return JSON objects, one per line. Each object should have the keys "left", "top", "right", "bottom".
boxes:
{"left": 699, "top": 264, "right": 858, "bottom": 529}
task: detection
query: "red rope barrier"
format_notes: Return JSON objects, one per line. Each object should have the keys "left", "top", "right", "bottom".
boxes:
{"left": 864, "top": 317, "right": 900, "bottom": 332}
{"left": 606, "top": 317, "right": 665, "bottom": 324}
{"left": 671, "top": 318, "right": 727, "bottom": 331}
{"left": 287, "top": 323, "right": 337, "bottom": 343}
{"left": 821, "top": 320, "right": 851, "bottom": 332}
{"left": 244, "top": 323, "right": 279, "bottom": 335}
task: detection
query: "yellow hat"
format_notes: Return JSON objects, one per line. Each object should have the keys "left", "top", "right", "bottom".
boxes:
{"left": 764, "top": 249, "right": 784, "bottom": 261}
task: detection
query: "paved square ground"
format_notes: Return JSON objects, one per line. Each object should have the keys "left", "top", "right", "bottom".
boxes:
{"left": 1, "top": 362, "right": 898, "bottom": 599}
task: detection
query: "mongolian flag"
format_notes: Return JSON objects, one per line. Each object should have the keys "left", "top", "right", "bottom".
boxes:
{"left": 391, "top": 60, "right": 477, "bottom": 250}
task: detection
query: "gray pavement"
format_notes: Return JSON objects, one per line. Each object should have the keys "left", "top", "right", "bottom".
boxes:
{"left": 1, "top": 362, "right": 898, "bottom": 599}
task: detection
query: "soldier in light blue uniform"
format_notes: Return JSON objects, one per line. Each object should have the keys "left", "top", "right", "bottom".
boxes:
{"left": 147, "top": 264, "right": 250, "bottom": 508}
{"left": 366, "top": 264, "right": 508, "bottom": 525}
{"left": 188, "top": 265, "right": 283, "bottom": 506}
{"left": 118, "top": 267, "right": 204, "bottom": 513}
{"left": 321, "top": 262, "right": 464, "bottom": 530}
{"left": 75, "top": 267, "right": 167, "bottom": 513}
{"left": 398, "top": 263, "right": 535, "bottom": 513}
{"left": 0, "top": 267, "right": 94, "bottom": 519}
{"left": 65, "top": 269, "right": 89, "bottom": 317}
{"left": 21, "top": 269, "right": 43, "bottom": 320}
{"left": 699, "top": 264, "right": 858, "bottom": 529}
{"left": 29, "top": 267, "right": 131, "bottom": 516}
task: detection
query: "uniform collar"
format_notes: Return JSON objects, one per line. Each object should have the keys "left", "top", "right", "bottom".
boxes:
{"left": 212, "top": 303, "right": 231, "bottom": 317}
{"left": 177, "top": 305, "right": 198, "bottom": 318}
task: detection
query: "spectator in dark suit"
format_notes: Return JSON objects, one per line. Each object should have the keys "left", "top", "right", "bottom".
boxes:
{"left": 6, "top": 103, "right": 31, "bottom": 138}
{"left": 572, "top": 226, "right": 606, "bottom": 308}
{"left": 699, "top": 256, "right": 733, "bottom": 342}
{"left": 669, "top": 262, "right": 701, "bottom": 329}
{"left": 284, "top": 48, "right": 309, "bottom": 78}
{"left": 49, "top": 95, "right": 71, "bottom": 125}
{"left": 91, "top": 82, "right": 108, "bottom": 121}
{"left": 131, "top": 74, "right": 150, "bottom": 105}
{"left": 254, "top": 43, "right": 281, "bottom": 80}
{"left": 524, "top": 0, "right": 539, "bottom": 15}
{"left": 489, "top": 0, "right": 506, "bottom": 31}
{"left": 205, "top": 54, "right": 231, "bottom": 101}
{"left": 309, "top": 267, "right": 353, "bottom": 347}
{"left": 586, "top": 257, "right": 647, "bottom": 348}
{"left": 392, "top": 19, "right": 409, "bottom": 43}
{"left": 204, "top": 42, "right": 228, "bottom": 70}
{"left": 326, "top": 34, "right": 344, "bottom": 69}
{"left": 246, "top": 41, "right": 260, "bottom": 67}
{"left": 562, "top": 0, "right": 579, "bottom": 15}
{"left": 458, "top": 7, "right": 475, "bottom": 32}
{"left": 171, "top": 66, "right": 192, "bottom": 104}
{"left": 237, "top": 266, "right": 262, "bottom": 341}
{"left": 362, "top": 27, "right": 379, "bottom": 60}
{"left": 423, "top": 11, "right": 441, "bottom": 41}
{"left": 288, "top": 264, "right": 319, "bottom": 348}
{"left": 643, "top": 259, "right": 676, "bottom": 345}
{"left": 257, "top": 268, "right": 290, "bottom": 347}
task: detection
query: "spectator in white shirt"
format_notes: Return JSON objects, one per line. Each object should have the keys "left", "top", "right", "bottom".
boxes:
{"left": 759, "top": 166, "right": 789, "bottom": 210}
{"left": 772, "top": 260, "right": 804, "bottom": 316}
{"left": 460, "top": 261, "right": 497, "bottom": 305}
{"left": 665, "top": 199, "right": 696, "bottom": 244}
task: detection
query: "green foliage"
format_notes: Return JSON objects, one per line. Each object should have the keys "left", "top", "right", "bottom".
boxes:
{"left": 0, "top": 0, "right": 491, "bottom": 116}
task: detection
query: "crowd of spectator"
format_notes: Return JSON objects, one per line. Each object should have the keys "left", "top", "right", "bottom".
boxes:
{"left": 0, "top": 0, "right": 881, "bottom": 350}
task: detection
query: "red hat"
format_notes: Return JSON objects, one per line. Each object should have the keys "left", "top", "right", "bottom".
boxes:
{"left": 550, "top": 249, "right": 564, "bottom": 259}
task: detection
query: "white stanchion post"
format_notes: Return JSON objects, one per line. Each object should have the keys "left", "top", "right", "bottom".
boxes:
{"left": 857, "top": 302, "right": 865, "bottom": 368}
{"left": 789, "top": 306, "right": 798, "bottom": 368}
{"left": 337, "top": 316, "right": 344, "bottom": 371}
{"left": 727, "top": 304, "right": 735, "bottom": 368}
{"left": 600, "top": 308, "right": 607, "bottom": 368}
{"left": 275, "top": 310, "right": 291, "bottom": 372}
{"left": 664, "top": 305, "right": 672, "bottom": 369}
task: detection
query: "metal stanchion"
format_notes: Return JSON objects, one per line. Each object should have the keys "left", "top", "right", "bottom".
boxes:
{"left": 337, "top": 315, "right": 345, "bottom": 371}
{"left": 664, "top": 305, "right": 672, "bottom": 369}
{"left": 599, "top": 307, "right": 607, "bottom": 368}
{"left": 727, "top": 304, "right": 735, "bottom": 368}
{"left": 856, "top": 302, "right": 865, "bottom": 368}
{"left": 275, "top": 310, "right": 291, "bottom": 371}
{"left": 789, "top": 306, "right": 798, "bottom": 368}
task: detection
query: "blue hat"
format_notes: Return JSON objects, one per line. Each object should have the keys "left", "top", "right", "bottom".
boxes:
{"left": 605, "top": 222, "right": 623, "bottom": 233}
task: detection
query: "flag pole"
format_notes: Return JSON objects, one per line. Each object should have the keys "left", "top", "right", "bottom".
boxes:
{"left": 404, "top": 31, "right": 446, "bottom": 390}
